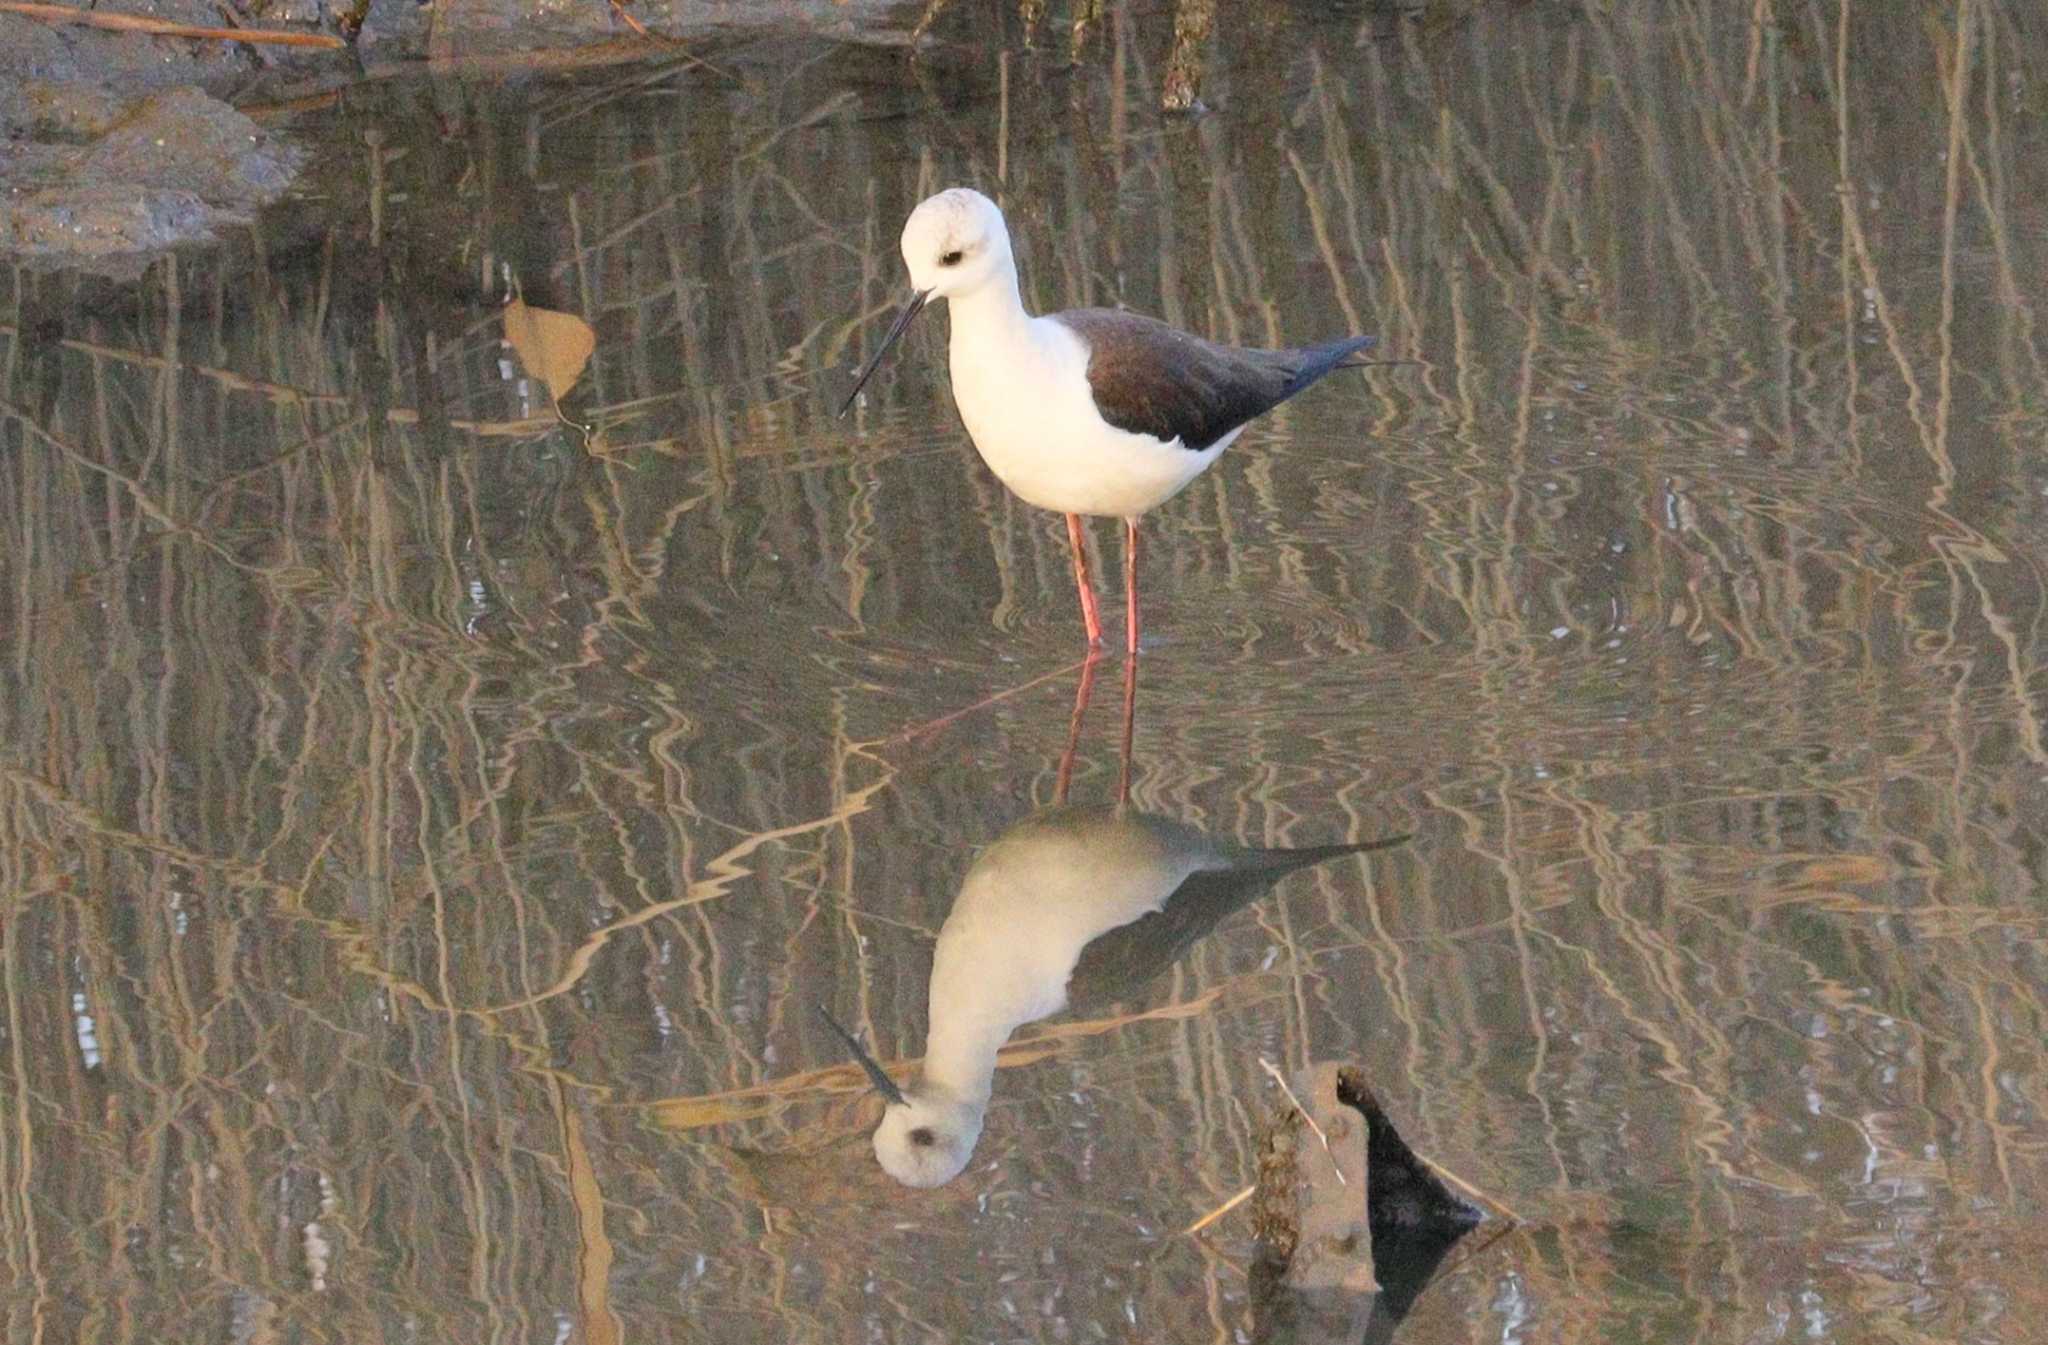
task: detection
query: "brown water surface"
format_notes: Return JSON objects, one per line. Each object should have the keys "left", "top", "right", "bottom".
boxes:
{"left": 4, "top": 3, "right": 2047, "bottom": 1341}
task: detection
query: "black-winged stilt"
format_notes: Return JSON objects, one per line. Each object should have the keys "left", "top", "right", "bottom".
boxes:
{"left": 839, "top": 187, "right": 1388, "bottom": 654}
{"left": 819, "top": 805, "right": 1407, "bottom": 1188}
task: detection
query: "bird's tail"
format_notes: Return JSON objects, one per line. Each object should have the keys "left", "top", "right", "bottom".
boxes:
{"left": 1230, "top": 831, "right": 1411, "bottom": 878}
{"left": 1280, "top": 335, "right": 1379, "bottom": 399}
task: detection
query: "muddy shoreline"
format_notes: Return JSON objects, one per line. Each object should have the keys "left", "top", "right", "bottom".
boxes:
{"left": 0, "top": 0, "right": 913, "bottom": 270}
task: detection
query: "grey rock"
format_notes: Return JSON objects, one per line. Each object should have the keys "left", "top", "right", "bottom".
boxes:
{"left": 1, "top": 85, "right": 301, "bottom": 272}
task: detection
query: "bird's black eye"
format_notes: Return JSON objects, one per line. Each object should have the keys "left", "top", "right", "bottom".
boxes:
{"left": 940, "top": 250, "right": 964, "bottom": 267}
{"left": 908, "top": 1127, "right": 937, "bottom": 1147}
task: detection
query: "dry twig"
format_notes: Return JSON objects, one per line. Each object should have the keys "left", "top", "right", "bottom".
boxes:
{"left": 0, "top": 1, "right": 343, "bottom": 48}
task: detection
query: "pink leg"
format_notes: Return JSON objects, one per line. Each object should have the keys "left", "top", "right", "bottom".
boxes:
{"left": 1116, "top": 654, "right": 1137, "bottom": 805}
{"left": 1055, "top": 652, "right": 1102, "bottom": 805}
{"left": 1066, "top": 513, "right": 1105, "bottom": 648}
{"left": 1123, "top": 517, "right": 1141, "bottom": 657}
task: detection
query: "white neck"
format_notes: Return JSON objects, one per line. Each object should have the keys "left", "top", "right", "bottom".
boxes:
{"left": 917, "top": 1000, "right": 1028, "bottom": 1107}
{"left": 943, "top": 261, "right": 1032, "bottom": 350}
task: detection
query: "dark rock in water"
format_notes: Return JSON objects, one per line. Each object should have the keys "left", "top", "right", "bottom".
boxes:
{"left": 4, "top": 183, "right": 213, "bottom": 254}
{"left": 1338, "top": 1068, "right": 1485, "bottom": 1234}
{"left": 2, "top": 85, "right": 300, "bottom": 274}
{"left": 84, "top": 87, "right": 300, "bottom": 202}
{"left": 0, "top": 5, "right": 251, "bottom": 114}
{"left": 15, "top": 79, "right": 127, "bottom": 139}
{"left": 1249, "top": 1063, "right": 1489, "bottom": 1345}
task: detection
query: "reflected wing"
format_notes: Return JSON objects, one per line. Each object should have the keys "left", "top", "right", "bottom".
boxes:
{"left": 1066, "top": 835, "right": 1406, "bottom": 1010}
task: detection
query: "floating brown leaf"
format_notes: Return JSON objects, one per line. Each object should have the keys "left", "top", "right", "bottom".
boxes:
{"left": 503, "top": 297, "right": 596, "bottom": 406}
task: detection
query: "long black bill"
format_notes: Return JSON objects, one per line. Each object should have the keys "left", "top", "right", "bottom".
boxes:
{"left": 836, "top": 289, "right": 930, "bottom": 417}
{"left": 815, "top": 1002, "right": 907, "bottom": 1105}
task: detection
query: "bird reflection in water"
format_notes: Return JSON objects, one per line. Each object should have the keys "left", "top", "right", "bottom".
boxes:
{"left": 822, "top": 660, "right": 1406, "bottom": 1187}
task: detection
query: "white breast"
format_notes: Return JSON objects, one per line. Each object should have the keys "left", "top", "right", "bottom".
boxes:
{"left": 948, "top": 315, "right": 1234, "bottom": 519}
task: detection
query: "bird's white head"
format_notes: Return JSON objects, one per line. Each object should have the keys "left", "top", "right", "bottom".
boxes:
{"left": 871, "top": 1088, "right": 985, "bottom": 1189}
{"left": 838, "top": 187, "right": 1019, "bottom": 415}
{"left": 898, "top": 187, "right": 1014, "bottom": 302}
{"left": 817, "top": 1003, "right": 989, "bottom": 1189}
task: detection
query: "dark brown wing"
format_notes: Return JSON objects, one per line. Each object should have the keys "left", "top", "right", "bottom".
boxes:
{"left": 1053, "top": 309, "right": 1376, "bottom": 451}
{"left": 1065, "top": 834, "right": 1408, "bottom": 1012}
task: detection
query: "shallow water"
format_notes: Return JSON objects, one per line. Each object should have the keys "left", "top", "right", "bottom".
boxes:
{"left": 4, "top": 3, "right": 2047, "bottom": 1341}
